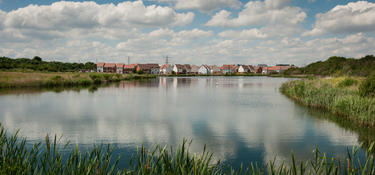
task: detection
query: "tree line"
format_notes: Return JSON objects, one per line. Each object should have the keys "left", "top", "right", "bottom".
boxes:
{"left": 0, "top": 56, "right": 96, "bottom": 72}
{"left": 284, "top": 55, "right": 375, "bottom": 76}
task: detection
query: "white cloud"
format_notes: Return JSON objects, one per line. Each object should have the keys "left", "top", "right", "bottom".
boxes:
{"left": 219, "top": 29, "right": 268, "bottom": 39}
{"left": 116, "top": 28, "right": 213, "bottom": 51}
{"left": 0, "top": 10, "right": 5, "bottom": 30}
{"left": 3, "top": 1, "right": 194, "bottom": 31}
{"left": 265, "top": 0, "right": 291, "bottom": 9}
{"left": 0, "top": 0, "right": 374, "bottom": 66}
{"left": 175, "top": 0, "right": 242, "bottom": 12}
{"left": 206, "top": 1, "right": 306, "bottom": 27}
{"left": 304, "top": 1, "right": 375, "bottom": 36}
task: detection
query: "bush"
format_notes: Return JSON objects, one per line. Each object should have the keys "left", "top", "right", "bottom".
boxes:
{"left": 359, "top": 74, "right": 375, "bottom": 97}
{"left": 50, "top": 75, "right": 63, "bottom": 81}
{"left": 338, "top": 77, "right": 358, "bottom": 87}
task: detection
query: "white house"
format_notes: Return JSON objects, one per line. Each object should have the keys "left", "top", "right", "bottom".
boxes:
{"left": 198, "top": 65, "right": 210, "bottom": 74}
{"left": 238, "top": 65, "right": 250, "bottom": 73}
{"left": 97, "top": 62, "right": 105, "bottom": 72}
{"left": 173, "top": 64, "right": 186, "bottom": 74}
{"left": 116, "top": 63, "right": 124, "bottom": 74}
{"left": 160, "top": 64, "right": 173, "bottom": 74}
{"left": 136, "top": 64, "right": 160, "bottom": 74}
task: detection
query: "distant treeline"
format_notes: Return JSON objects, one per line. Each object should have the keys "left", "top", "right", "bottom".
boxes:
{"left": 284, "top": 55, "right": 375, "bottom": 76}
{"left": 0, "top": 56, "right": 96, "bottom": 72}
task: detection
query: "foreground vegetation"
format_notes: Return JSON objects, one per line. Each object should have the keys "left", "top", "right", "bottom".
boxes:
{"left": 1, "top": 124, "right": 374, "bottom": 174}
{"left": 284, "top": 55, "right": 375, "bottom": 76}
{"left": 281, "top": 76, "right": 375, "bottom": 127}
{"left": 0, "top": 71, "right": 156, "bottom": 88}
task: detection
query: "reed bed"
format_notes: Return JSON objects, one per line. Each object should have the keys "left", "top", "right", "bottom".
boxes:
{"left": 280, "top": 77, "right": 375, "bottom": 127}
{"left": 1, "top": 124, "right": 375, "bottom": 174}
{"left": 0, "top": 72, "right": 156, "bottom": 88}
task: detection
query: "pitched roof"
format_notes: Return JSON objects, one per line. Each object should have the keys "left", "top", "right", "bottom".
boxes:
{"left": 240, "top": 65, "right": 250, "bottom": 70}
{"left": 160, "top": 64, "right": 171, "bottom": 69}
{"left": 253, "top": 66, "right": 262, "bottom": 71}
{"left": 184, "top": 64, "right": 191, "bottom": 69}
{"left": 97, "top": 62, "right": 105, "bottom": 67}
{"left": 200, "top": 64, "right": 210, "bottom": 70}
{"left": 221, "top": 64, "right": 235, "bottom": 69}
{"left": 264, "top": 66, "right": 291, "bottom": 71}
{"left": 190, "top": 65, "right": 200, "bottom": 72}
{"left": 174, "top": 64, "right": 186, "bottom": 69}
{"left": 104, "top": 63, "right": 116, "bottom": 68}
{"left": 116, "top": 63, "right": 125, "bottom": 67}
{"left": 137, "top": 64, "right": 160, "bottom": 70}
{"left": 124, "top": 64, "right": 138, "bottom": 69}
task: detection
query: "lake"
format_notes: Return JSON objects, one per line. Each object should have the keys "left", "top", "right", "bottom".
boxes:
{"left": 0, "top": 76, "right": 373, "bottom": 168}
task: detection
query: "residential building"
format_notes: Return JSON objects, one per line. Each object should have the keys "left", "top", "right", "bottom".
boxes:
{"left": 173, "top": 64, "right": 187, "bottom": 74}
{"left": 208, "top": 65, "right": 221, "bottom": 74}
{"left": 198, "top": 65, "right": 210, "bottom": 74}
{"left": 116, "top": 63, "right": 124, "bottom": 74}
{"left": 190, "top": 65, "right": 200, "bottom": 74}
{"left": 221, "top": 64, "right": 235, "bottom": 74}
{"left": 238, "top": 65, "right": 251, "bottom": 73}
{"left": 253, "top": 66, "right": 262, "bottom": 74}
{"left": 262, "top": 65, "right": 291, "bottom": 74}
{"left": 97, "top": 62, "right": 105, "bottom": 72}
{"left": 103, "top": 63, "right": 116, "bottom": 73}
{"left": 124, "top": 64, "right": 138, "bottom": 74}
{"left": 160, "top": 64, "right": 173, "bottom": 75}
{"left": 136, "top": 64, "right": 160, "bottom": 74}
{"left": 184, "top": 64, "right": 192, "bottom": 74}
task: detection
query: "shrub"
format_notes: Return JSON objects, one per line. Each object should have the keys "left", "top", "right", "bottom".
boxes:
{"left": 359, "top": 74, "right": 375, "bottom": 97}
{"left": 50, "top": 75, "right": 63, "bottom": 81}
{"left": 338, "top": 77, "right": 358, "bottom": 88}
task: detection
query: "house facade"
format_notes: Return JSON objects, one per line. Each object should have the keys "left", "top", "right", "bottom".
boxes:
{"left": 190, "top": 65, "right": 200, "bottom": 74}
{"left": 116, "top": 63, "right": 124, "bottom": 74}
{"left": 262, "top": 66, "right": 291, "bottom": 74}
{"left": 160, "top": 64, "right": 173, "bottom": 74}
{"left": 198, "top": 65, "right": 210, "bottom": 74}
{"left": 136, "top": 64, "right": 160, "bottom": 74}
{"left": 184, "top": 64, "right": 191, "bottom": 74}
{"left": 221, "top": 65, "right": 235, "bottom": 74}
{"left": 97, "top": 62, "right": 105, "bottom": 72}
{"left": 253, "top": 66, "right": 262, "bottom": 74}
{"left": 124, "top": 64, "right": 137, "bottom": 74}
{"left": 238, "top": 65, "right": 250, "bottom": 73}
{"left": 103, "top": 63, "right": 116, "bottom": 73}
{"left": 208, "top": 65, "right": 220, "bottom": 74}
{"left": 173, "top": 64, "right": 187, "bottom": 74}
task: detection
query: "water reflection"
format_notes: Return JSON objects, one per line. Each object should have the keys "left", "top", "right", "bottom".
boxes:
{"left": 0, "top": 77, "right": 372, "bottom": 168}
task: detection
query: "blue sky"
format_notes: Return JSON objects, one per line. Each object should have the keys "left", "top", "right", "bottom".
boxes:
{"left": 0, "top": 0, "right": 374, "bottom": 65}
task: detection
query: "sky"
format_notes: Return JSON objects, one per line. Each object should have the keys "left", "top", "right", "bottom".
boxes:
{"left": 0, "top": 0, "right": 374, "bottom": 66}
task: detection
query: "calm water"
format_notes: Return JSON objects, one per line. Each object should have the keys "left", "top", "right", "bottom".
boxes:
{"left": 0, "top": 76, "right": 373, "bottom": 167}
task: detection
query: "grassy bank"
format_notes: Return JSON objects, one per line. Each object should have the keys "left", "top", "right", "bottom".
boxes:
{"left": 281, "top": 77, "right": 375, "bottom": 127}
{"left": 0, "top": 71, "right": 156, "bottom": 88}
{"left": 1, "top": 124, "right": 374, "bottom": 174}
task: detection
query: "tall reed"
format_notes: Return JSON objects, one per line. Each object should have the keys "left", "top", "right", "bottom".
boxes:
{"left": 280, "top": 77, "right": 375, "bottom": 127}
{"left": 0, "top": 124, "right": 375, "bottom": 174}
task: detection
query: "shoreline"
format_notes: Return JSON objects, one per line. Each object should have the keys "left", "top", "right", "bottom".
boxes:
{"left": 280, "top": 77, "right": 375, "bottom": 127}
{"left": 0, "top": 71, "right": 157, "bottom": 89}
{"left": 0, "top": 71, "right": 306, "bottom": 89}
